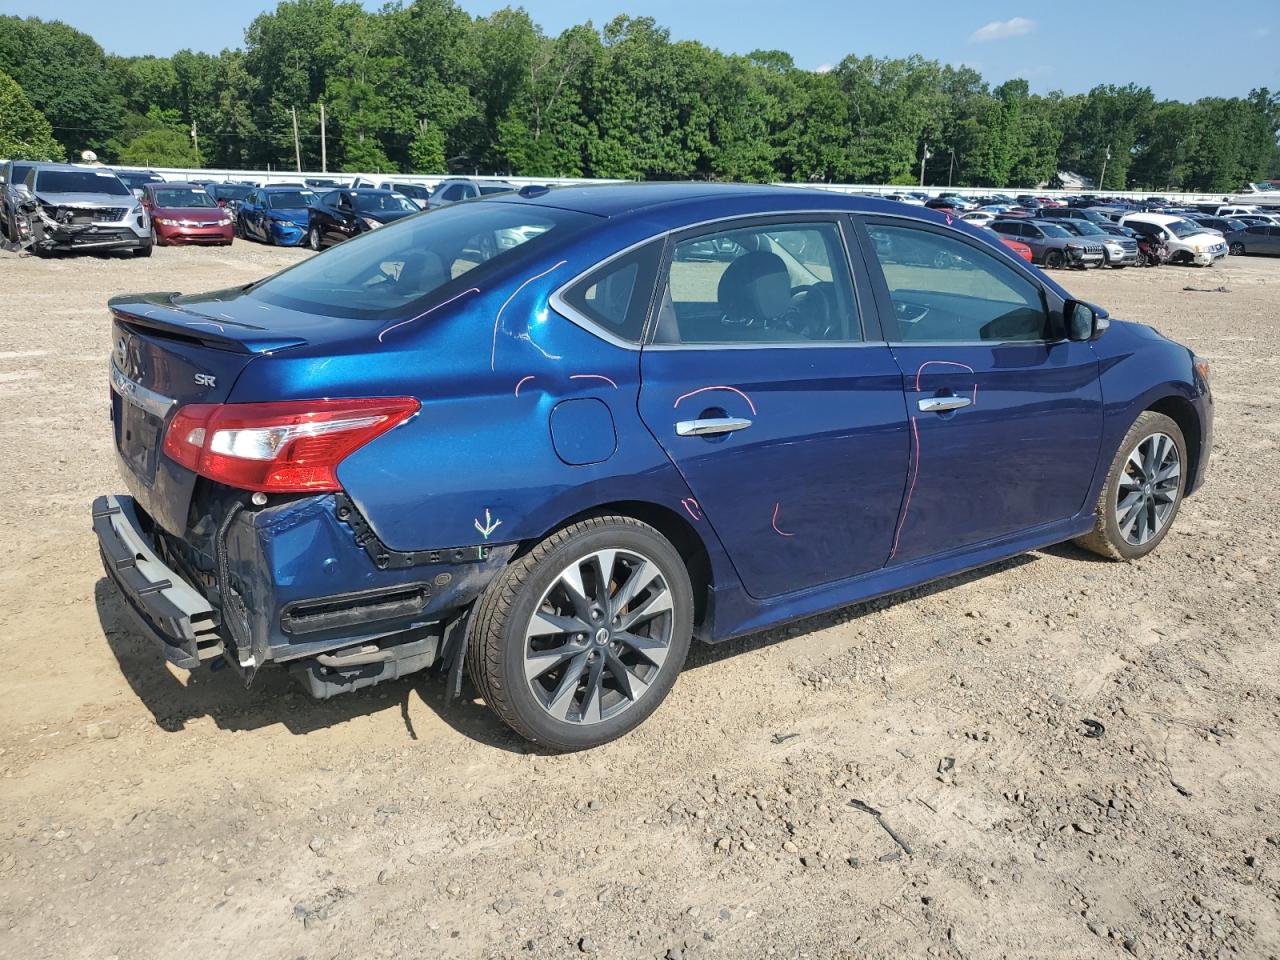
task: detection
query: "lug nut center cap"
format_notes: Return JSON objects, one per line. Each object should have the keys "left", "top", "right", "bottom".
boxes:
{"left": 594, "top": 628, "right": 610, "bottom": 646}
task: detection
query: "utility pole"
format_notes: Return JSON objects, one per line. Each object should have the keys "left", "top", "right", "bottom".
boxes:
{"left": 190, "top": 121, "right": 199, "bottom": 159}
{"left": 319, "top": 103, "right": 327, "bottom": 174}
{"left": 1098, "top": 143, "right": 1111, "bottom": 191}
{"left": 919, "top": 143, "right": 929, "bottom": 187}
{"left": 291, "top": 106, "right": 302, "bottom": 173}
{"left": 948, "top": 147, "right": 956, "bottom": 188}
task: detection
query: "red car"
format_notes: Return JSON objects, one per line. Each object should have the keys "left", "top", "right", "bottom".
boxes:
{"left": 141, "top": 183, "right": 234, "bottom": 246}
{"left": 997, "top": 235, "right": 1034, "bottom": 262}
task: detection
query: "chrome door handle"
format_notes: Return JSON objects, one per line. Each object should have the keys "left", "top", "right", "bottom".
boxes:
{"left": 675, "top": 417, "right": 753, "bottom": 437}
{"left": 917, "top": 396, "right": 972, "bottom": 413}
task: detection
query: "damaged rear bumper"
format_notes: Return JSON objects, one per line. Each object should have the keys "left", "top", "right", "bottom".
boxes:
{"left": 92, "top": 494, "right": 223, "bottom": 669}
{"left": 92, "top": 491, "right": 515, "bottom": 696}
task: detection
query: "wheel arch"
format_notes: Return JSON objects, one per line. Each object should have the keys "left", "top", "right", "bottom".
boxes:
{"left": 524, "top": 499, "right": 715, "bottom": 639}
{"left": 1146, "top": 394, "right": 1202, "bottom": 491}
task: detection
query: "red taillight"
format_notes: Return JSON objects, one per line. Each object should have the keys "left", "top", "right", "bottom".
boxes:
{"left": 162, "top": 397, "right": 419, "bottom": 493}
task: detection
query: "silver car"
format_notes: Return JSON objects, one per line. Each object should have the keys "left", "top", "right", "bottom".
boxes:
{"left": 427, "top": 177, "right": 515, "bottom": 208}
{"left": 990, "top": 218, "right": 1105, "bottom": 269}
{"left": 10, "top": 163, "right": 152, "bottom": 257}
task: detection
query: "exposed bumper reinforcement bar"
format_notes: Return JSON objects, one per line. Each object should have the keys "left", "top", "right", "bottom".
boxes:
{"left": 92, "top": 494, "right": 224, "bottom": 669}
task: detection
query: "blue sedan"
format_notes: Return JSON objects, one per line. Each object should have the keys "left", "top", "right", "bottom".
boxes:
{"left": 95, "top": 183, "right": 1211, "bottom": 749}
{"left": 235, "top": 185, "right": 316, "bottom": 245}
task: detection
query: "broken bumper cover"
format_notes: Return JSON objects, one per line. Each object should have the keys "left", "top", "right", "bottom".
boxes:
{"left": 92, "top": 494, "right": 222, "bottom": 669}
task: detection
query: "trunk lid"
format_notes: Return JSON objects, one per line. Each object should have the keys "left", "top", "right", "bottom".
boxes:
{"left": 109, "top": 290, "right": 310, "bottom": 535}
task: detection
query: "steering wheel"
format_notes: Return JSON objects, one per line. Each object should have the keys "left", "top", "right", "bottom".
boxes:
{"left": 894, "top": 299, "right": 930, "bottom": 325}
{"left": 783, "top": 283, "right": 835, "bottom": 339}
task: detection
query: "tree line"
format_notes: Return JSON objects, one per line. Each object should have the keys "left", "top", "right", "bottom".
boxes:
{"left": 2, "top": 1, "right": 1278, "bottom": 192}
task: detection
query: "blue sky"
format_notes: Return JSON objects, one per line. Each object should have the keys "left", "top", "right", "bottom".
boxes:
{"left": 3, "top": 0, "right": 1276, "bottom": 101}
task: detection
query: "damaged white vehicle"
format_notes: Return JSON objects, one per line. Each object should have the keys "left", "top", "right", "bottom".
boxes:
{"left": 4, "top": 163, "right": 152, "bottom": 257}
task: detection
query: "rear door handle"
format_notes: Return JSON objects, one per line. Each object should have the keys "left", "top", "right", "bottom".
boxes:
{"left": 675, "top": 417, "right": 753, "bottom": 437}
{"left": 917, "top": 396, "right": 972, "bottom": 413}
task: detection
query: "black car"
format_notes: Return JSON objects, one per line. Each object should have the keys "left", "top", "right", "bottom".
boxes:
{"left": 113, "top": 169, "right": 166, "bottom": 193}
{"left": 306, "top": 188, "right": 419, "bottom": 249}
{"left": 205, "top": 183, "right": 253, "bottom": 218}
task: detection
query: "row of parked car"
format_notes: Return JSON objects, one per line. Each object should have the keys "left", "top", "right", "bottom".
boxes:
{"left": 0, "top": 160, "right": 518, "bottom": 256}
{"left": 881, "top": 191, "right": 1280, "bottom": 269}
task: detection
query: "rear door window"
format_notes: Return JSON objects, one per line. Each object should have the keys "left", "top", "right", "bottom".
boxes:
{"left": 653, "top": 221, "right": 861, "bottom": 345}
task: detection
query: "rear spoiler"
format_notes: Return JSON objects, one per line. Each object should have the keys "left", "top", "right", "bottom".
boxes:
{"left": 108, "top": 292, "right": 306, "bottom": 355}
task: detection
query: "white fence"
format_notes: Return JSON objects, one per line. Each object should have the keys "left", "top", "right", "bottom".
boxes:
{"left": 108, "top": 164, "right": 1272, "bottom": 206}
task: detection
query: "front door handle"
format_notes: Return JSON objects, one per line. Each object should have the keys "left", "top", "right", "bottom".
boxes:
{"left": 675, "top": 417, "right": 753, "bottom": 437}
{"left": 917, "top": 396, "right": 972, "bottom": 413}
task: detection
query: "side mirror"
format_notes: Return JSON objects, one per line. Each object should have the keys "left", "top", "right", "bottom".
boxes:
{"left": 1065, "top": 300, "right": 1109, "bottom": 342}
{"left": 13, "top": 183, "right": 32, "bottom": 199}
{"left": 132, "top": 188, "right": 147, "bottom": 201}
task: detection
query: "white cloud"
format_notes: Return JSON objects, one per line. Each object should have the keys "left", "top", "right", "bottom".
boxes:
{"left": 970, "top": 17, "right": 1036, "bottom": 43}
{"left": 815, "top": 63, "right": 833, "bottom": 74}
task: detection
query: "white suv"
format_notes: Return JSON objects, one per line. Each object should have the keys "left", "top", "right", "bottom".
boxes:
{"left": 1119, "top": 213, "right": 1227, "bottom": 266}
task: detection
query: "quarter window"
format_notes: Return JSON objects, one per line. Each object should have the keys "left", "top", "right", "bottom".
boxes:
{"left": 867, "top": 224, "right": 1049, "bottom": 343}
{"left": 560, "top": 241, "right": 662, "bottom": 344}
{"left": 654, "top": 222, "right": 861, "bottom": 344}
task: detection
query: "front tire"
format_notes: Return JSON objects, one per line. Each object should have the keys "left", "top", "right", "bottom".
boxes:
{"left": 1074, "top": 411, "right": 1187, "bottom": 561}
{"left": 468, "top": 516, "right": 694, "bottom": 750}
{"left": 308, "top": 225, "right": 322, "bottom": 251}
{"left": 1230, "top": 242, "right": 1244, "bottom": 256}
{"left": 1044, "top": 249, "right": 1064, "bottom": 269}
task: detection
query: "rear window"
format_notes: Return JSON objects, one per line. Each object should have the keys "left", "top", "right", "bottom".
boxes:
{"left": 36, "top": 169, "right": 130, "bottom": 196}
{"left": 479, "top": 184, "right": 514, "bottom": 195}
{"left": 249, "top": 202, "right": 593, "bottom": 321}
{"left": 353, "top": 192, "right": 417, "bottom": 213}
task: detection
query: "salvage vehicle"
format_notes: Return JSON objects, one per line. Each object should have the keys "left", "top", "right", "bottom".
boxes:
{"left": 205, "top": 183, "right": 253, "bottom": 220}
{"left": 378, "top": 181, "right": 432, "bottom": 208}
{"left": 0, "top": 159, "right": 36, "bottom": 244}
{"left": 1118, "top": 213, "right": 1228, "bottom": 266}
{"left": 427, "top": 177, "right": 515, "bottom": 207}
{"left": 306, "top": 188, "right": 418, "bottom": 249}
{"left": 114, "top": 169, "right": 166, "bottom": 193}
{"left": 1231, "top": 223, "right": 1280, "bottom": 256}
{"left": 989, "top": 218, "right": 1105, "bottom": 268}
{"left": 94, "top": 183, "right": 1212, "bottom": 750}
{"left": 1054, "top": 219, "right": 1138, "bottom": 268}
{"left": 10, "top": 163, "right": 151, "bottom": 257}
{"left": 236, "top": 185, "right": 315, "bottom": 245}
{"left": 141, "top": 183, "right": 235, "bottom": 246}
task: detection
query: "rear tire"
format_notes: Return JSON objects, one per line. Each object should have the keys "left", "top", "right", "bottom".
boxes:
{"left": 1074, "top": 411, "right": 1187, "bottom": 561}
{"left": 468, "top": 516, "right": 694, "bottom": 751}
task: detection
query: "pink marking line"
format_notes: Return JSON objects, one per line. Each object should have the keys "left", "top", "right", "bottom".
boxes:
{"left": 570, "top": 373, "right": 618, "bottom": 389}
{"left": 770, "top": 502, "right": 796, "bottom": 538}
{"left": 673, "top": 385, "right": 758, "bottom": 416}
{"left": 681, "top": 498, "right": 702, "bottom": 521}
{"left": 490, "top": 260, "right": 568, "bottom": 371}
{"left": 189, "top": 319, "right": 225, "bottom": 332}
{"left": 513, "top": 375, "right": 536, "bottom": 397}
{"left": 888, "top": 415, "right": 921, "bottom": 560}
{"left": 379, "top": 287, "right": 480, "bottom": 343}
{"left": 914, "top": 359, "right": 979, "bottom": 406}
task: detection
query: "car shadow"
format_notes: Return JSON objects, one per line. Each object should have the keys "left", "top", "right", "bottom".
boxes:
{"left": 93, "top": 577, "right": 533, "bottom": 753}
{"left": 95, "top": 545, "right": 1088, "bottom": 749}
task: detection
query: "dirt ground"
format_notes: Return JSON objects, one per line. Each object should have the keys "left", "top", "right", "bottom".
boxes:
{"left": 0, "top": 239, "right": 1277, "bottom": 960}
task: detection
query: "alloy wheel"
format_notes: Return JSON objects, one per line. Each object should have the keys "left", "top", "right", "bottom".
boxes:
{"left": 523, "top": 548, "right": 674, "bottom": 725}
{"left": 1115, "top": 432, "right": 1180, "bottom": 546}
{"left": 309, "top": 226, "right": 320, "bottom": 251}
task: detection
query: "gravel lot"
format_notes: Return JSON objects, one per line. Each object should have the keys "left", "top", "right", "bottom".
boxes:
{"left": 0, "top": 241, "right": 1277, "bottom": 960}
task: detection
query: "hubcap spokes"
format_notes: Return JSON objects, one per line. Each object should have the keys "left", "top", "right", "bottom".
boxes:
{"left": 524, "top": 548, "right": 673, "bottom": 725}
{"left": 1116, "top": 432, "right": 1180, "bottom": 546}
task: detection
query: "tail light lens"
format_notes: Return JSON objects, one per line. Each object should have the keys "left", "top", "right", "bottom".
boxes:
{"left": 163, "top": 397, "right": 419, "bottom": 493}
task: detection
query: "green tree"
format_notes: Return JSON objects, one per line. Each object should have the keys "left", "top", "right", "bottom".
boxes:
{"left": 117, "top": 126, "right": 202, "bottom": 166}
{"left": 0, "top": 17, "right": 123, "bottom": 155}
{"left": 0, "top": 69, "right": 63, "bottom": 160}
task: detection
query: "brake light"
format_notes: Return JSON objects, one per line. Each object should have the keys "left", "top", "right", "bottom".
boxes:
{"left": 163, "top": 397, "right": 419, "bottom": 493}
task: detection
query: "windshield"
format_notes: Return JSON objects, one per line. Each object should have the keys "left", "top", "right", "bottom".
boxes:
{"left": 267, "top": 191, "right": 314, "bottom": 210}
{"left": 1225, "top": 219, "right": 1246, "bottom": 231}
{"left": 394, "top": 184, "right": 429, "bottom": 199}
{"left": 1069, "top": 222, "right": 1105, "bottom": 236}
{"left": 353, "top": 192, "right": 417, "bottom": 213}
{"left": 249, "top": 202, "right": 593, "bottom": 320}
{"left": 1168, "top": 219, "right": 1203, "bottom": 239}
{"left": 1038, "top": 223, "right": 1071, "bottom": 238}
{"left": 36, "top": 169, "right": 130, "bottom": 196}
{"left": 153, "top": 187, "right": 217, "bottom": 208}
{"left": 211, "top": 184, "right": 251, "bottom": 201}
